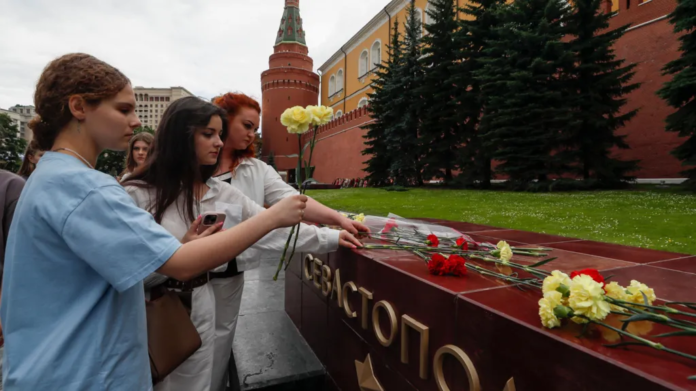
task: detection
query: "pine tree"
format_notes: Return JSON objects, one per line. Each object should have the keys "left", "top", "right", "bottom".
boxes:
{"left": 388, "top": 0, "right": 425, "bottom": 186}
{"left": 452, "top": 0, "right": 507, "bottom": 188}
{"left": 563, "top": 0, "right": 640, "bottom": 183}
{"left": 363, "top": 19, "right": 403, "bottom": 187}
{"left": 95, "top": 127, "right": 153, "bottom": 176}
{"left": 658, "top": 0, "right": 696, "bottom": 189}
{"left": 0, "top": 113, "right": 28, "bottom": 173}
{"left": 418, "top": 0, "right": 461, "bottom": 182}
{"left": 475, "top": 0, "right": 574, "bottom": 188}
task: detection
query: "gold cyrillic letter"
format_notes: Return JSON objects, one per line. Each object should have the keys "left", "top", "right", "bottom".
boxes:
{"left": 433, "top": 345, "right": 481, "bottom": 391}
{"left": 321, "top": 265, "right": 332, "bottom": 297}
{"left": 358, "top": 287, "right": 373, "bottom": 330}
{"left": 372, "top": 301, "right": 398, "bottom": 347}
{"left": 401, "top": 315, "right": 430, "bottom": 380}
{"left": 303, "top": 254, "right": 314, "bottom": 280}
{"left": 312, "top": 258, "right": 323, "bottom": 289}
{"left": 343, "top": 282, "right": 358, "bottom": 318}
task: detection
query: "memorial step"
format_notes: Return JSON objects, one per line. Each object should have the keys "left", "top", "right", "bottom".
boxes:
{"left": 231, "top": 262, "right": 325, "bottom": 391}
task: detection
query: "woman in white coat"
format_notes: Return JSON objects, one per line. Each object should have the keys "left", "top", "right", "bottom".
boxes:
{"left": 123, "top": 97, "right": 361, "bottom": 391}
{"left": 210, "top": 93, "right": 368, "bottom": 390}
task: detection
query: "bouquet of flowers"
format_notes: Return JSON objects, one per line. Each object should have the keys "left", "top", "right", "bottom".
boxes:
{"left": 274, "top": 105, "right": 333, "bottom": 280}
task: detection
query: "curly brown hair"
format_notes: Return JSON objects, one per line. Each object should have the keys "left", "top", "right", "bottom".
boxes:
{"left": 28, "top": 53, "right": 130, "bottom": 151}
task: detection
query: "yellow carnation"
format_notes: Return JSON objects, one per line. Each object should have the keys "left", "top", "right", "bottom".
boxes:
{"left": 542, "top": 270, "right": 572, "bottom": 296}
{"left": 538, "top": 291, "right": 563, "bottom": 329}
{"left": 497, "top": 241, "right": 513, "bottom": 264}
{"left": 568, "top": 274, "right": 611, "bottom": 322}
{"left": 353, "top": 213, "right": 366, "bottom": 223}
{"left": 280, "top": 106, "right": 312, "bottom": 134}
{"left": 625, "top": 280, "right": 657, "bottom": 305}
{"left": 604, "top": 282, "right": 628, "bottom": 312}
{"left": 307, "top": 105, "right": 334, "bottom": 126}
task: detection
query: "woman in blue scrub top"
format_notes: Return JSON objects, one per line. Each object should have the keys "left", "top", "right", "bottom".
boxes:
{"left": 0, "top": 53, "right": 308, "bottom": 391}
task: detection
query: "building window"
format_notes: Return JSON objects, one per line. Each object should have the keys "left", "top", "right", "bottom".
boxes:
{"left": 425, "top": 2, "right": 435, "bottom": 26}
{"left": 415, "top": 8, "right": 423, "bottom": 39}
{"left": 359, "top": 50, "right": 369, "bottom": 77}
{"left": 335, "top": 110, "right": 343, "bottom": 118}
{"left": 371, "top": 41, "right": 382, "bottom": 70}
{"left": 336, "top": 69, "right": 344, "bottom": 92}
{"left": 358, "top": 98, "right": 369, "bottom": 108}
{"left": 329, "top": 75, "right": 336, "bottom": 96}
{"left": 166, "top": 97, "right": 170, "bottom": 102}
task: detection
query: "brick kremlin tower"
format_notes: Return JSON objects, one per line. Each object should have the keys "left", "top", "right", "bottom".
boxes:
{"left": 261, "top": 0, "right": 319, "bottom": 175}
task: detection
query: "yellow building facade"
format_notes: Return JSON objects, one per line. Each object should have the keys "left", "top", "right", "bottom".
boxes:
{"left": 317, "top": 0, "right": 620, "bottom": 116}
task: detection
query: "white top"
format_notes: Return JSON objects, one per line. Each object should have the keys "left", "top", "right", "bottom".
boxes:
{"left": 124, "top": 177, "right": 339, "bottom": 275}
{"left": 215, "top": 158, "right": 298, "bottom": 207}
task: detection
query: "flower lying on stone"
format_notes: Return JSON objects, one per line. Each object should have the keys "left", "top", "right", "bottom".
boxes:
{"left": 625, "top": 280, "right": 657, "bottom": 305}
{"left": 428, "top": 254, "right": 466, "bottom": 277}
{"left": 568, "top": 274, "right": 611, "bottom": 323}
{"left": 455, "top": 237, "right": 469, "bottom": 251}
{"left": 497, "top": 241, "right": 513, "bottom": 264}
{"left": 570, "top": 268, "right": 605, "bottom": 288}
{"left": 426, "top": 234, "right": 440, "bottom": 247}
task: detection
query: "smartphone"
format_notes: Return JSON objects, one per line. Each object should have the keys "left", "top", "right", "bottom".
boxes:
{"left": 198, "top": 212, "right": 226, "bottom": 234}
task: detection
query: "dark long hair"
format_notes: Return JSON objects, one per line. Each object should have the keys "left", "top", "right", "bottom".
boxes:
{"left": 17, "top": 139, "right": 42, "bottom": 178}
{"left": 122, "top": 132, "right": 154, "bottom": 176}
{"left": 123, "top": 97, "right": 227, "bottom": 224}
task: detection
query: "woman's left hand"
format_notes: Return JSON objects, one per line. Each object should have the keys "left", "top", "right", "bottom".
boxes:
{"left": 339, "top": 217, "right": 370, "bottom": 234}
{"left": 339, "top": 230, "right": 363, "bottom": 249}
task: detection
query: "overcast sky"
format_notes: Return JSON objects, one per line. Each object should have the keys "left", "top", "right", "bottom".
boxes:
{"left": 0, "top": 0, "right": 388, "bottom": 110}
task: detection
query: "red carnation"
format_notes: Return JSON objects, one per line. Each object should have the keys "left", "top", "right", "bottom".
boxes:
{"left": 383, "top": 219, "right": 398, "bottom": 233}
{"left": 455, "top": 237, "right": 469, "bottom": 251}
{"left": 446, "top": 255, "right": 467, "bottom": 277}
{"left": 426, "top": 234, "right": 440, "bottom": 247}
{"left": 428, "top": 254, "right": 448, "bottom": 276}
{"left": 570, "top": 268, "right": 605, "bottom": 286}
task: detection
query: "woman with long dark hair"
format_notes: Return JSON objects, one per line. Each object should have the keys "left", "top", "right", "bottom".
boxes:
{"left": 123, "top": 96, "right": 360, "bottom": 391}
{"left": 210, "top": 92, "right": 368, "bottom": 390}
{"left": 121, "top": 131, "right": 154, "bottom": 180}
{"left": 0, "top": 53, "right": 307, "bottom": 391}
{"left": 16, "top": 139, "right": 44, "bottom": 179}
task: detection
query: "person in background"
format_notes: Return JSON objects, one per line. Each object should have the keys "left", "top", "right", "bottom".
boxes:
{"left": 0, "top": 53, "right": 307, "bottom": 391}
{"left": 16, "top": 139, "right": 44, "bottom": 179}
{"left": 122, "top": 96, "right": 360, "bottom": 391}
{"left": 0, "top": 170, "right": 25, "bottom": 391}
{"left": 121, "top": 131, "right": 154, "bottom": 180}
{"left": 210, "top": 92, "right": 369, "bottom": 391}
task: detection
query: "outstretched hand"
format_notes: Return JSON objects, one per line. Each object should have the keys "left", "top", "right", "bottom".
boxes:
{"left": 339, "top": 217, "right": 370, "bottom": 235}
{"left": 338, "top": 230, "right": 363, "bottom": 249}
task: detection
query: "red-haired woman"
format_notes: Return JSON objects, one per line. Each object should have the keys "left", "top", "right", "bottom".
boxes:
{"left": 210, "top": 92, "right": 368, "bottom": 390}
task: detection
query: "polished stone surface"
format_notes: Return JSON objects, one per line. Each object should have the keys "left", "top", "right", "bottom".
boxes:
{"left": 651, "top": 256, "right": 696, "bottom": 274}
{"left": 239, "top": 279, "right": 286, "bottom": 316}
{"left": 233, "top": 311, "right": 324, "bottom": 390}
{"left": 547, "top": 240, "right": 688, "bottom": 264}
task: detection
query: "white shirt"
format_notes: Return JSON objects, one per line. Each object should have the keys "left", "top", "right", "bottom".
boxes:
{"left": 215, "top": 158, "right": 297, "bottom": 207}
{"left": 124, "top": 177, "right": 339, "bottom": 274}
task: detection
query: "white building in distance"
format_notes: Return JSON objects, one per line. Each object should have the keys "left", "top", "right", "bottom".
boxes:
{"left": 0, "top": 105, "right": 35, "bottom": 141}
{"left": 134, "top": 87, "right": 193, "bottom": 130}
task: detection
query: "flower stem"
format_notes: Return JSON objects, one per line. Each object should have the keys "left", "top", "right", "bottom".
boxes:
{"left": 275, "top": 225, "right": 297, "bottom": 281}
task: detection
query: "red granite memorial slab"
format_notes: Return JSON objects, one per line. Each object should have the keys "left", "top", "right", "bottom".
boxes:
{"left": 460, "top": 287, "right": 696, "bottom": 391}
{"left": 472, "top": 229, "right": 580, "bottom": 245}
{"left": 652, "top": 256, "right": 696, "bottom": 274}
{"left": 603, "top": 265, "right": 696, "bottom": 303}
{"left": 325, "top": 306, "right": 418, "bottom": 391}
{"left": 285, "top": 270, "right": 303, "bottom": 330}
{"left": 289, "top": 219, "right": 696, "bottom": 391}
{"left": 545, "top": 240, "right": 688, "bottom": 264}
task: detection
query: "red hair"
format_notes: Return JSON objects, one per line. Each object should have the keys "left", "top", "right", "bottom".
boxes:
{"left": 213, "top": 92, "right": 261, "bottom": 172}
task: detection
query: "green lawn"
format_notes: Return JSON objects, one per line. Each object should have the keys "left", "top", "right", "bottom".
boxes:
{"left": 307, "top": 187, "right": 696, "bottom": 255}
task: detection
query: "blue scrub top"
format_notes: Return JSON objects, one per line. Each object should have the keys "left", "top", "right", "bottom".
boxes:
{"left": 1, "top": 152, "right": 182, "bottom": 391}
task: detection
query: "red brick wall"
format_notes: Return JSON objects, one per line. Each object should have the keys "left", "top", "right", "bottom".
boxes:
{"left": 290, "top": 0, "right": 687, "bottom": 182}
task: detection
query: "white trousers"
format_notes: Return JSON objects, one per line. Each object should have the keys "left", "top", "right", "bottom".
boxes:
{"left": 155, "top": 283, "right": 216, "bottom": 391}
{"left": 210, "top": 273, "right": 245, "bottom": 391}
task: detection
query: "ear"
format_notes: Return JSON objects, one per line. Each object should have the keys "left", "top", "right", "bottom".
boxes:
{"left": 68, "top": 95, "right": 88, "bottom": 121}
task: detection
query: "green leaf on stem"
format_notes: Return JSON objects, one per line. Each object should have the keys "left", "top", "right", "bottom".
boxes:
{"left": 604, "top": 342, "right": 649, "bottom": 349}
{"left": 655, "top": 330, "right": 696, "bottom": 338}
{"left": 529, "top": 257, "right": 558, "bottom": 268}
